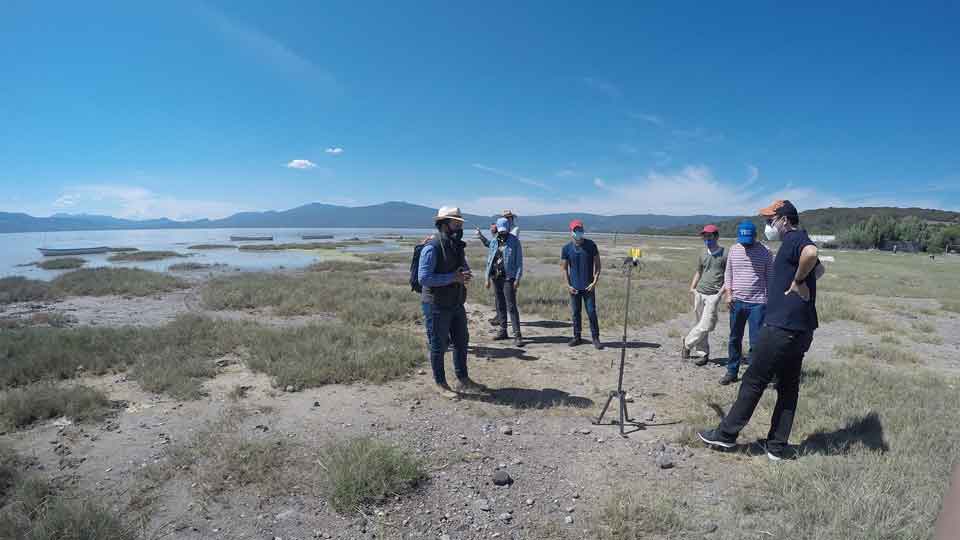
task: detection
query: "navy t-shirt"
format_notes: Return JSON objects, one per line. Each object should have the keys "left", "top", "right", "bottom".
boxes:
{"left": 562, "top": 239, "right": 599, "bottom": 291}
{"left": 764, "top": 229, "right": 818, "bottom": 332}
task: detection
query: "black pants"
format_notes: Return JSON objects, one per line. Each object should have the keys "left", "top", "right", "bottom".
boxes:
{"left": 493, "top": 277, "right": 521, "bottom": 337}
{"left": 719, "top": 325, "right": 813, "bottom": 452}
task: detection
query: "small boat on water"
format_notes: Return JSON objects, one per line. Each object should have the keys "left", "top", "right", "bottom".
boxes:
{"left": 230, "top": 235, "right": 273, "bottom": 241}
{"left": 302, "top": 234, "right": 334, "bottom": 240}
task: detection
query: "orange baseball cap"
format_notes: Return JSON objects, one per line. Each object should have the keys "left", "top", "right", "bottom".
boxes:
{"left": 759, "top": 199, "right": 798, "bottom": 219}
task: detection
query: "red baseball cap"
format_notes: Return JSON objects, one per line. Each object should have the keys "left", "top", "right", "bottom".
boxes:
{"left": 569, "top": 219, "right": 584, "bottom": 231}
{"left": 701, "top": 224, "right": 719, "bottom": 234}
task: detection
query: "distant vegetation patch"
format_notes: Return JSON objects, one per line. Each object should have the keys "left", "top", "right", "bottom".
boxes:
{"left": 306, "top": 259, "right": 390, "bottom": 273}
{"left": 187, "top": 244, "right": 236, "bottom": 250}
{"left": 238, "top": 240, "right": 383, "bottom": 251}
{"left": 169, "top": 262, "right": 213, "bottom": 271}
{"left": 107, "top": 250, "right": 186, "bottom": 262}
{"left": 35, "top": 257, "right": 86, "bottom": 270}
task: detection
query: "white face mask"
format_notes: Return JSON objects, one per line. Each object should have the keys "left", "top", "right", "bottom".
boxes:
{"left": 572, "top": 230, "right": 584, "bottom": 242}
{"left": 764, "top": 220, "right": 780, "bottom": 241}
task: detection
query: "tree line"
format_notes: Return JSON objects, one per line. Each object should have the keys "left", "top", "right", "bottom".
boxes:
{"left": 835, "top": 215, "right": 960, "bottom": 253}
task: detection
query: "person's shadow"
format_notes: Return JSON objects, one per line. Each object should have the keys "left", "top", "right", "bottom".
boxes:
{"left": 521, "top": 320, "right": 571, "bottom": 329}
{"left": 598, "top": 340, "right": 661, "bottom": 350}
{"left": 703, "top": 401, "right": 888, "bottom": 456}
{"left": 468, "top": 345, "right": 538, "bottom": 361}
{"left": 460, "top": 387, "right": 594, "bottom": 410}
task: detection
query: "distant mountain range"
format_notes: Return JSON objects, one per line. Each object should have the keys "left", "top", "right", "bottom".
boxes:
{"left": 0, "top": 202, "right": 732, "bottom": 234}
{"left": 2, "top": 201, "right": 957, "bottom": 235}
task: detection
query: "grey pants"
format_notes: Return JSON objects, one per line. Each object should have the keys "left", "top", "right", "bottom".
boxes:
{"left": 493, "top": 277, "right": 521, "bottom": 337}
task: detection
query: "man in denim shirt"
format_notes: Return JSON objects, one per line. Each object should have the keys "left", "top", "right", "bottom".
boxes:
{"left": 485, "top": 217, "right": 524, "bottom": 347}
{"left": 418, "top": 206, "right": 487, "bottom": 399}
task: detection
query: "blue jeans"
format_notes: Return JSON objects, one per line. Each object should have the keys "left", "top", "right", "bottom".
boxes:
{"left": 421, "top": 302, "right": 433, "bottom": 349}
{"left": 429, "top": 304, "right": 469, "bottom": 385}
{"left": 570, "top": 290, "right": 599, "bottom": 339}
{"left": 727, "top": 301, "right": 766, "bottom": 377}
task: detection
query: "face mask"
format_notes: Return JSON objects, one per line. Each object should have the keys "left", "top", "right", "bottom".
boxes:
{"left": 451, "top": 228, "right": 463, "bottom": 241}
{"left": 704, "top": 238, "right": 718, "bottom": 250}
{"left": 572, "top": 230, "right": 584, "bottom": 242}
{"left": 764, "top": 221, "right": 780, "bottom": 242}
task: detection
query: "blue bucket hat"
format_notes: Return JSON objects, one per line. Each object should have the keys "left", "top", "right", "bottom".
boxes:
{"left": 737, "top": 220, "right": 756, "bottom": 245}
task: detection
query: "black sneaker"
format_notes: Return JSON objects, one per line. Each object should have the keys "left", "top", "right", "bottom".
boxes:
{"left": 697, "top": 428, "right": 736, "bottom": 449}
{"left": 592, "top": 337, "right": 604, "bottom": 350}
{"left": 568, "top": 337, "right": 583, "bottom": 347}
{"left": 493, "top": 330, "right": 509, "bottom": 340}
{"left": 513, "top": 336, "right": 524, "bottom": 348}
{"left": 488, "top": 316, "right": 502, "bottom": 327}
{"left": 693, "top": 355, "right": 710, "bottom": 367}
{"left": 719, "top": 373, "right": 737, "bottom": 386}
{"left": 765, "top": 444, "right": 796, "bottom": 462}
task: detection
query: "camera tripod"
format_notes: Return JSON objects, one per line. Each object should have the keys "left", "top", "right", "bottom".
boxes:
{"left": 593, "top": 255, "right": 644, "bottom": 436}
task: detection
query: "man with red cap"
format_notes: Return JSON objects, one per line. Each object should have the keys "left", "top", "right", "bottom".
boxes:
{"left": 561, "top": 219, "right": 604, "bottom": 349}
{"left": 681, "top": 224, "right": 727, "bottom": 365}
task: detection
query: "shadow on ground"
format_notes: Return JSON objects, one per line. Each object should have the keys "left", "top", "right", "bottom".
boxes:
{"left": 521, "top": 320, "right": 572, "bottom": 329}
{"left": 599, "top": 340, "right": 661, "bottom": 349}
{"left": 460, "top": 387, "right": 594, "bottom": 410}
{"left": 469, "top": 345, "right": 538, "bottom": 361}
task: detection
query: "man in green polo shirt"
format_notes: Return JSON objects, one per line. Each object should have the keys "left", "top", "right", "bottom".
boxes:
{"left": 681, "top": 224, "right": 728, "bottom": 366}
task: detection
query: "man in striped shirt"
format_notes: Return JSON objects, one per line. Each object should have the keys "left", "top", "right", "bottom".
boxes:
{"left": 719, "top": 220, "right": 774, "bottom": 385}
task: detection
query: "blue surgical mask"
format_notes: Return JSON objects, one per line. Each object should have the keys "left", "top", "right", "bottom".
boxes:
{"left": 705, "top": 238, "right": 718, "bottom": 250}
{"left": 572, "top": 230, "right": 584, "bottom": 242}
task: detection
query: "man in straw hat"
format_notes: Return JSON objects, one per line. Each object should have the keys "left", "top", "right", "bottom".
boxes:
{"left": 699, "top": 200, "right": 825, "bottom": 461}
{"left": 418, "top": 206, "right": 488, "bottom": 398}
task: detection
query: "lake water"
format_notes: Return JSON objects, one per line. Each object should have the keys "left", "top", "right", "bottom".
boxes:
{"left": 1, "top": 227, "right": 560, "bottom": 280}
{"left": 0, "top": 228, "right": 436, "bottom": 280}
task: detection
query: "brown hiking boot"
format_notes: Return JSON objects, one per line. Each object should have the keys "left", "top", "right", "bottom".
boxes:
{"left": 433, "top": 382, "right": 458, "bottom": 399}
{"left": 680, "top": 337, "right": 689, "bottom": 359}
{"left": 453, "top": 377, "right": 488, "bottom": 394}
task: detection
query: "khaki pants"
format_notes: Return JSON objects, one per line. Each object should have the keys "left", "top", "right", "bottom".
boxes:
{"left": 684, "top": 291, "right": 722, "bottom": 358}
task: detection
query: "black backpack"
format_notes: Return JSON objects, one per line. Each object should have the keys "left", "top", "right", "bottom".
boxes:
{"left": 410, "top": 243, "right": 425, "bottom": 293}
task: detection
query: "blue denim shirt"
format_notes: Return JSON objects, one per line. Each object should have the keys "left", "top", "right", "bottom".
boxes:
{"left": 418, "top": 242, "right": 471, "bottom": 288}
{"left": 484, "top": 234, "right": 523, "bottom": 281}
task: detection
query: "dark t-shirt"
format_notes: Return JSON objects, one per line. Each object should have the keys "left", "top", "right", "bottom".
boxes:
{"left": 562, "top": 239, "right": 599, "bottom": 291}
{"left": 764, "top": 229, "right": 818, "bottom": 332}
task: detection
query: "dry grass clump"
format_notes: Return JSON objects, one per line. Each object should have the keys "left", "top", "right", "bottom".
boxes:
{"left": 0, "top": 277, "right": 50, "bottom": 304}
{"left": 245, "top": 323, "right": 423, "bottom": 390}
{"left": 307, "top": 259, "right": 390, "bottom": 272}
{"left": 319, "top": 436, "right": 426, "bottom": 513}
{"left": 0, "top": 444, "right": 135, "bottom": 540}
{"left": 0, "top": 384, "right": 112, "bottom": 430}
{"left": 201, "top": 271, "right": 421, "bottom": 324}
{"left": 834, "top": 341, "right": 920, "bottom": 365}
{"left": 107, "top": 250, "right": 185, "bottom": 262}
{"left": 49, "top": 267, "right": 187, "bottom": 297}
{"left": 35, "top": 257, "right": 85, "bottom": 270}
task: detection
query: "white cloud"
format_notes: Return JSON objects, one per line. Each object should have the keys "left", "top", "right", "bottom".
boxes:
{"left": 582, "top": 77, "right": 622, "bottom": 98}
{"left": 286, "top": 159, "right": 317, "bottom": 169}
{"left": 197, "top": 3, "right": 337, "bottom": 87}
{"left": 630, "top": 113, "right": 663, "bottom": 126}
{"left": 53, "top": 195, "right": 77, "bottom": 208}
{"left": 471, "top": 163, "right": 550, "bottom": 190}
{"left": 593, "top": 177, "right": 608, "bottom": 189}
{"left": 325, "top": 147, "right": 344, "bottom": 155}
{"left": 51, "top": 184, "right": 244, "bottom": 221}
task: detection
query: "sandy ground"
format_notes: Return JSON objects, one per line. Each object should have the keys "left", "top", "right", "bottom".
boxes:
{"left": 2, "top": 271, "right": 959, "bottom": 539}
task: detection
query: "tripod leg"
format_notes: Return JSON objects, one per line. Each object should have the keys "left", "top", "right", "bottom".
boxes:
{"left": 618, "top": 394, "right": 626, "bottom": 436}
{"left": 594, "top": 392, "right": 615, "bottom": 425}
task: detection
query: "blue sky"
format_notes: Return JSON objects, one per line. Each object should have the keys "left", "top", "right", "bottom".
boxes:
{"left": 1, "top": 1, "right": 958, "bottom": 220}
